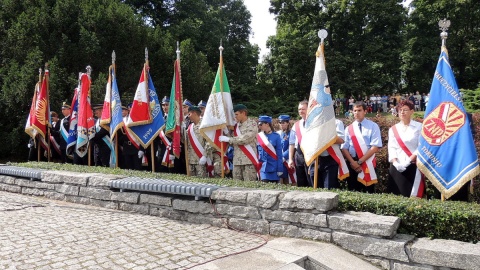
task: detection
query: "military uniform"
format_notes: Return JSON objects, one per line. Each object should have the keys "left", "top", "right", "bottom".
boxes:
{"left": 230, "top": 118, "right": 258, "bottom": 181}
{"left": 186, "top": 122, "right": 207, "bottom": 177}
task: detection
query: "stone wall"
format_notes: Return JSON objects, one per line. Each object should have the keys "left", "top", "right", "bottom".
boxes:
{"left": 0, "top": 171, "right": 479, "bottom": 270}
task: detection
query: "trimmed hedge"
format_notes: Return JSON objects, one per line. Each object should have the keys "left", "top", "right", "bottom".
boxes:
{"left": 13, "top": 161, "right": 480, "bottom": 243}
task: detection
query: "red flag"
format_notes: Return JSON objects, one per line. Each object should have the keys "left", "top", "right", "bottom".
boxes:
{"left": 76, "top": 72, "right": 95, "bottom": 157}
{"left": 26, "top": 70, "right": 50, "bottom": 145}
{"left": 126, "top": 65, "right": 152, "bottom": 126}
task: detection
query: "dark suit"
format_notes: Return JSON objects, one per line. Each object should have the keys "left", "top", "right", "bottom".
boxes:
{"left": 91, "top": 120, "right": 111, "bottom": 167}
{"left": 118, "top": 128, "right": 141, "bottom": 170}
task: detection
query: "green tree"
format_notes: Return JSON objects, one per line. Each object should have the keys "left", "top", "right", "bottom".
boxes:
{"left": 402, "top": 0, "right": 480, "bottom": 93}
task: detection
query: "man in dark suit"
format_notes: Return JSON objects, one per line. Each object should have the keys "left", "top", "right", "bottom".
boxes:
{"left": 91, "top": 104, "right": 112, "bottom": 167}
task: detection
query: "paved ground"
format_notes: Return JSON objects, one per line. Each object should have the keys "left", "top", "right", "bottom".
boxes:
{"left": 0, "top": 191, "right": 267, "bottom": 270}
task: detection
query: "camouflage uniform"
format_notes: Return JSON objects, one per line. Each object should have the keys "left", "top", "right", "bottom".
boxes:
{"left": 229, "top": 118, "right": 258, "bottom": 181}
{"left": 206, "top": 144, "right": 230, "bottom": 177}
{"left": 186, "top": 122, "right": 207, "bottom": 178}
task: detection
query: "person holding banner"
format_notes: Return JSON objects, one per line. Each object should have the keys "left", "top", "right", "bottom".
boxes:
{"left": 309, "top": 119, "right": 346, "bottom": 189}
{"left": 277, "top": 115, "right": 296, "bottom": 185}
{"left": 186, "top": 106, "right": 208, "bottom": 177}
{"left": 341, "top": 101, "right": 382, "bottom": 193}
{"left": 387, "top": 100, "right": 424, "bottom": 198}
{"left": 219, "top": 104, "right": 258, "bottom": 181}
{"left": 288, "top": 100, "right": 311, "bottom": 187}
{"left": 257, "top": 115, "right": 283, "bottom": 183}
{"left": 59, "top": 102, "right": 71, "bottom": 163}
{"left": 91, "top": 104, "right": 113, "bottom": 167}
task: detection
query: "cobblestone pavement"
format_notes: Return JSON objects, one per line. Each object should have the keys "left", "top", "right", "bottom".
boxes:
{"left": 0, "top": 191, "right": 266, "bottom": 270}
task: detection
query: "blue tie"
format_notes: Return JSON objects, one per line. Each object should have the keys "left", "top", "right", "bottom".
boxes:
{"left": 358, "top": 122, "right": 362, "bottom": 133}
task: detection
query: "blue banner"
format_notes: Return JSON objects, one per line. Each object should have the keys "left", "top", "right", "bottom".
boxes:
{"left": 127, "top": 72, "right": 164, "bottom": 148}
{"left": 66, "top": 88, "right": 79, "bottom": 157}
{"left": 417, "top": 47, "right": 479, "bottom": 199}
{"left": 110, "top": 67, "right": 124, "bottom": 139}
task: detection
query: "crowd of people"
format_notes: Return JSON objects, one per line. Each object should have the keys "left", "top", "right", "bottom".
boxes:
{"left": 28, "top": 97, "right": 473, "bottom": 201}
{"left": 336, "top": 91, "right": 430, "bottom": 118}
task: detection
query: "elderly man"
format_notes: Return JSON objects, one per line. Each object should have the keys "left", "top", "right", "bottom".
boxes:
{"left": 219, "top": 104, "right": 258, "bottom": 181}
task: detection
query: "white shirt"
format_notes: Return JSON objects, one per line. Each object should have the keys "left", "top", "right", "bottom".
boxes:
{"left": 387, "top": 120, "right": 422, "bottom": 163}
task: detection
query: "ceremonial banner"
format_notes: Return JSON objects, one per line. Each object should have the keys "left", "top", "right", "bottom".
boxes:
{"left": 199, "top": 50, "right": 235, "bottom": 151}
{"left": 165, "top": 58, "right": 183, "bottom": 158}
{"left": 66, "top": 88, "right": 79, "bottom": 157}
{"left": 76, "top": 73, "right": 95, "bottom": 157}
{"left": 101, "top": 66, "right": 124, "bottom": 139}
{"left": 127, "top": 68, "right": 164, "bottom": 148}
{"left": 25, "top": 82, "right": 40, "bottom": 140}
{"left": 417, "top": 46, "right": 480, "bottom": 199}
{"left": 26, "top": 70, "right": 50, "bottom": 144}
{"left": 126, "top": 65, "right": 151, "bottom": 126}
{"left": 301, "top": 34, "right": 337, "bottom": 166}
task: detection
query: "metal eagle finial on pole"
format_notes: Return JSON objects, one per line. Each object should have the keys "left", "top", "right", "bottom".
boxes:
{"left": 439, "top": 18, "right": 450, "bottom": 47}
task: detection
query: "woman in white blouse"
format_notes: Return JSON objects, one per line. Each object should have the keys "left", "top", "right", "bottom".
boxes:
{"left": 387, "top": 100, "right": 424, "bottom": 197}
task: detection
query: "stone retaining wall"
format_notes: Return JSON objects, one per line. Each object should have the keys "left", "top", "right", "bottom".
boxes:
{"left": 0, "top": 171, "right": 479, "bottom": 270}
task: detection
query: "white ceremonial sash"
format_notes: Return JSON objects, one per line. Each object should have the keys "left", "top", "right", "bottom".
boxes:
{"left": 159, "top": 130, "right": 174, "bottom": 167}
{"left": 234, "top": 124, "right": 260, "bottom": 172}
{"left": 326, "top": 144, "right": 349, "bottom": 180}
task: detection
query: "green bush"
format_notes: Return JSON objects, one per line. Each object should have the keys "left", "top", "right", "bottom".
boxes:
{"left": 14, "top": 161, "right": 480, "bottom": 243}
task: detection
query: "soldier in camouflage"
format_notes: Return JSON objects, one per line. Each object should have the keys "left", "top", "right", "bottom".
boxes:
{"left": 219, "top": 104, "right": 258, "bottom": 181}
{"left": 185, "top": 106, "right": 207, "bottom": 177}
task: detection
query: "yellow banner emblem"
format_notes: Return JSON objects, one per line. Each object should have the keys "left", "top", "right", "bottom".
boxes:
{"left": 422, "top": 102, "right": 465, "bottom": 146}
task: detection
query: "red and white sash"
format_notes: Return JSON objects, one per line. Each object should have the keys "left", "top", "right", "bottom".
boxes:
{"left": 348, "top": 123, "right": 377, "bottom": 186}
{"left": 234, "top": 124, "right": 260, "bottom": 172}
{"left": 326, "top": 144, "right": 349, "bottom": 180}
{"left": 49, "top": 135, "right": 61, "bottom": 156}
{"left": 187, "top": 123, "right": 213, "bottom": 176}
{"left": 283, "top": 160, "right": 297, "bottom": 184}
{"left": 257, "top": 132, "right": 278, "bottom": 160}
{"left": 123, "top": 126, "right": 140, "bottom": 150}
{"left": 294, "top": 120, "right": 304, "bottom": 146}
{"left": 159, "top": 130, "right": 174, "bottom": 167}
{"left": 392, "top": 125, "right": 425, "bottom": 198}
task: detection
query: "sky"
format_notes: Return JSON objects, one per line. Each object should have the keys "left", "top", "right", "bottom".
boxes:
{"left": 243, "top": 0, "right": 277, "bottom": 61}
{"left": 244, "top": 0, "right": 413, "bottom": 61}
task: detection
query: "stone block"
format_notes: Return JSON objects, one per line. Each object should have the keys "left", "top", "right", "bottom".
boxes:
{"left": 172, "top": 199, "right": 212, "bottom": 214}
{"left": 328, "top": 211, "right": 400, "bottom": 238}
{"left": 263, "top": 210, "right": 327, "bottom": 227}
{"left": 42, "top": 171, "right": 92, "bottom": 186}
{"left": 332, "top": 231, "right": 412, "bottom": 262}
{"left": 363, "top": 257, "right": 391, "bottom": 270}
{"left": 15, "top": 179, "right": 38, "bottom": 188}
{"left": 118, "top": 203, "right": 149, "bottom": 214}
{"left": 269, "top": 223, "right": 331, "bottom": 242}
{"left": 55, "top": 184, "right": 80, "bottom": 196}
{"left": 210, "top": 188, "right": 248, "bottom": 204}
{"left": 215, "top": 204, "right": 261, "bottom": 219}
{"left": 246, "top": 190, "right": 284, "bottom": 209}
{"left": 149, "top": 207, "right": 186, "bottom": 221}
{"left": 0, "top": 175, "right": 16, "bottom": 184}
{"left": 88, "top": 174, "right": 122, "bottom": 188}
{"left": 43, "top": 191, "right": 66, "bottom": 201}
{"left": 279, "top": 191, "right": 338, "bottom": 212}
{"left": 139, "top": 194, "right": 172, "bottom": 206}
{"left": 228, "top": 218, "right": 269, "bottom": 235}
{"left": 0, "top": 183, "right": 21, "bottom": 193}
{"left": 185, "top": 214, "right": 226, "bottom": 228}
{"left": 409, "top": 238, "right": 480, "bottom": 269}
{"left": 110, "top": 192, "right": 140, "bottom": 204}
{"left": 89, "top": 199, "right": 118, "bottom": 210}
{"left": 79, "top": 187, "right": 113, "bottom": 200}
{"left": 21, "top": 187, "right": 44, "bottom": 196}
{"left": 65, "top": 195, "right": 91, "bottom": 205}
{"left": 393, "top": 262, "right": 434, "bottom": 270}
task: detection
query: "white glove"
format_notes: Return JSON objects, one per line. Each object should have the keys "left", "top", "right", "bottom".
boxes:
{"left": 277, "top": 172, "right": 283, "bottom": 176}
{"left": 393, "top": 161, "right": 406, "bottom": 173}
{"left": 222, "top": 127, "right": 229, "bottom": 135}
{"left": 199, "top": 156, "right": 207, "bottom": 165}
{"left": 27, "top": 143, "right": 32, "bottom": 148}
{"left": 401, "top": 160, "right": 411, "bottom": 169}
{"left": 138, "top": 150, "right": 144, "bottom": 159}
{"left": 219, "top": 136, "right": 230, "bottom": 142}
{"left": 169, "top": 154, "right": 175, "bottom": 161}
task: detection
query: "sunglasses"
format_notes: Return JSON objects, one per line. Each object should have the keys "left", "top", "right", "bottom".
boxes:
{"left": 258, "top": 122, "right": 265, "bottom": 126}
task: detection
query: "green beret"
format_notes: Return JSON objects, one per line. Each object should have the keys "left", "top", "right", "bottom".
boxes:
{"left": 233, "top": 104, "right": 247, "bottom": 112}
{"left": 188, "top": 106, "right": 201, "bottom": 113}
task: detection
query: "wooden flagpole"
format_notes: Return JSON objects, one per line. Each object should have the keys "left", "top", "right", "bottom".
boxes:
{"left": 314, "top": 157, "right": 318, "bottom": 189}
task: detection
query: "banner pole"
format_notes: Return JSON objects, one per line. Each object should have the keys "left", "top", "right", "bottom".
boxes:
{"left": 314, "top": 157, "right": 319, "bottom": 189}
{"left": 221, "top": 141, "right": 225, "bottom": 178}
{"left": 151, "top": 144, "right": 155, "bottom": 172}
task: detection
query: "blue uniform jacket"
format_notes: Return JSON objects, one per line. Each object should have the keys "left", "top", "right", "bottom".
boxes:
{"left": 257, "top": 132, "right": 283, "bottom": 173}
